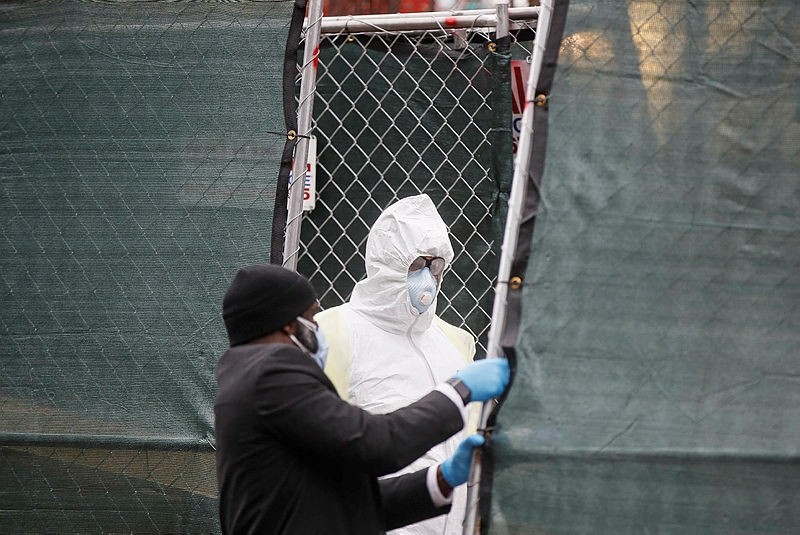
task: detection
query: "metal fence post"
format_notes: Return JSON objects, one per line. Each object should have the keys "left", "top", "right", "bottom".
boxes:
{"left": 463, "top": 1, "right": 555, "bottom": 533}
{"left": 283, "top": 0, "right": 324, "bottom": 270}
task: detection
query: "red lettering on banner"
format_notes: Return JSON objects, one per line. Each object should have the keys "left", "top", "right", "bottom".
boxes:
{"left": 511, "top": 60, "right": 529, "bottom": 158}
{"left": 511, "top": 61, "right": 528, "bottom": 115}
{"left": 303, "top": 163, "right": 312, "bottom": 201}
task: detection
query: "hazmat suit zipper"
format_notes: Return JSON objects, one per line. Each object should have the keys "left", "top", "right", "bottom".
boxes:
{"left": 406, "top": 316, "right": 437, "bottom": 387}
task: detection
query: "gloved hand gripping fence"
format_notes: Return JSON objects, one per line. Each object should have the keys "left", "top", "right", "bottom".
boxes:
{"left": 441, "top": 434, "right": 486, "bottom": 487}
{"left": 452, "top": 357, "right": 510, "bottom": 402}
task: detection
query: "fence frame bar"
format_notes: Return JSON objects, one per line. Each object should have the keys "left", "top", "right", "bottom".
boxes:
{"left": 282, "top": 0, "right": 324, "bottom": 270}
{"left": 307, "top": 7, "right": 538, "bottom": 34}
{"left": 462, "top": 1, "right": 555, "bottom": 533}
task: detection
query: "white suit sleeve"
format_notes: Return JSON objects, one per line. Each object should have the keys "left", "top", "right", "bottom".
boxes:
{"left": 426, "top": 465, "right": 453, "bottom": 507}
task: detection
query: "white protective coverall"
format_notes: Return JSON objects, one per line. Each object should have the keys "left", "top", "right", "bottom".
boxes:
{"left": 317, "top": 194, "right": 476, "bottom": 535}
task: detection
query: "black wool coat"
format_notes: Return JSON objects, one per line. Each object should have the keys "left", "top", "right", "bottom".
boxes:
{"left": 214, "top": 342, "right": 464, "bottom": 535}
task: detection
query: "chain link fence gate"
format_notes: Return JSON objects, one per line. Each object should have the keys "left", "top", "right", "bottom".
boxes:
{"left": 291, "top": 8, "right": 538, "bottom": 351}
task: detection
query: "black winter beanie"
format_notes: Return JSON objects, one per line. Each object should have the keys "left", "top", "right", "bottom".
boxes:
{"left": 222, "top": 264, "right": 317, "bottom": 347}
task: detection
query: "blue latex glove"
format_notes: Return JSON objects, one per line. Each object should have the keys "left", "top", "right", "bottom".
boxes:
{"left": 453, "top": 357, "right": 510, "bottom": 402}
{"left": 441, "top": 433, "right": 485, "bottom": 487}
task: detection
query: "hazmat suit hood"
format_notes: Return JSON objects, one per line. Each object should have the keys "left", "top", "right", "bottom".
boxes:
{"left": 349, "top": 194, "right": 455, "bottom": 334}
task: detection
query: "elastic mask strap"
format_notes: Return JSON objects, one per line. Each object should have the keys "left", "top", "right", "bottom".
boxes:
{"left": 289, "top": 333, "right": 311, "bottom": 355}
{"left": 296, "top": 316, "right": 317, "bottom": 332}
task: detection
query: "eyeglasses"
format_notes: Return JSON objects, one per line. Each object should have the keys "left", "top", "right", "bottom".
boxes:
{"left": 408, "top": 256, "right": 446, "bottom": 277}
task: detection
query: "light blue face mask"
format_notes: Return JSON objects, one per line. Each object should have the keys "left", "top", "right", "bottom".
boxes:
{"left": 407, "top": 267, "right": 439, "bottom": 314}
{"left": 291, "top": 316, "right": 329, "bottom": 369}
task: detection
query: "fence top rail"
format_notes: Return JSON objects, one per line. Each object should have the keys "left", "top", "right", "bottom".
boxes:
{"left": 307, "top": 7, "right": 539, "bottom": 35}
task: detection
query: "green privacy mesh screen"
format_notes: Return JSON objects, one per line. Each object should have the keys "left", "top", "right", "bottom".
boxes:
{"left": 0, "top": 1, "right": 294, "bottom": 531}
{"left": 489, "top": 1, "right": 799, "bottom": 533}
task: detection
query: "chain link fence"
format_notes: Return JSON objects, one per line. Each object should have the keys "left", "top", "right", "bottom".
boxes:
{"left": 2, "top": 1, "right": 537, "bottom": 531}
{"left": 295, "top": 13, "right": 536, "bottom": 351}
{"left": 2, "top": 444, "right": 217, "bottom": 532}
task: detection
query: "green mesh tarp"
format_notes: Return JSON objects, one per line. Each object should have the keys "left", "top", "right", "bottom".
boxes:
{"left": 489, "top": 1, "right": 800, "bottom": 533}
{"left": 0, "top": 1, "right": 295, "bottom": 531}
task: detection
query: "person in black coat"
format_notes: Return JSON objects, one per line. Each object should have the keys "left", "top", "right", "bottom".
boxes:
{"left": 214, "top": 264, "right": 510, "bottom": 535}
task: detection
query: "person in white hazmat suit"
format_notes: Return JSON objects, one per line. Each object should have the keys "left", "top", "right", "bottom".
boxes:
{"left": 316, "top": 194, "right": 476, "bottom": 535}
